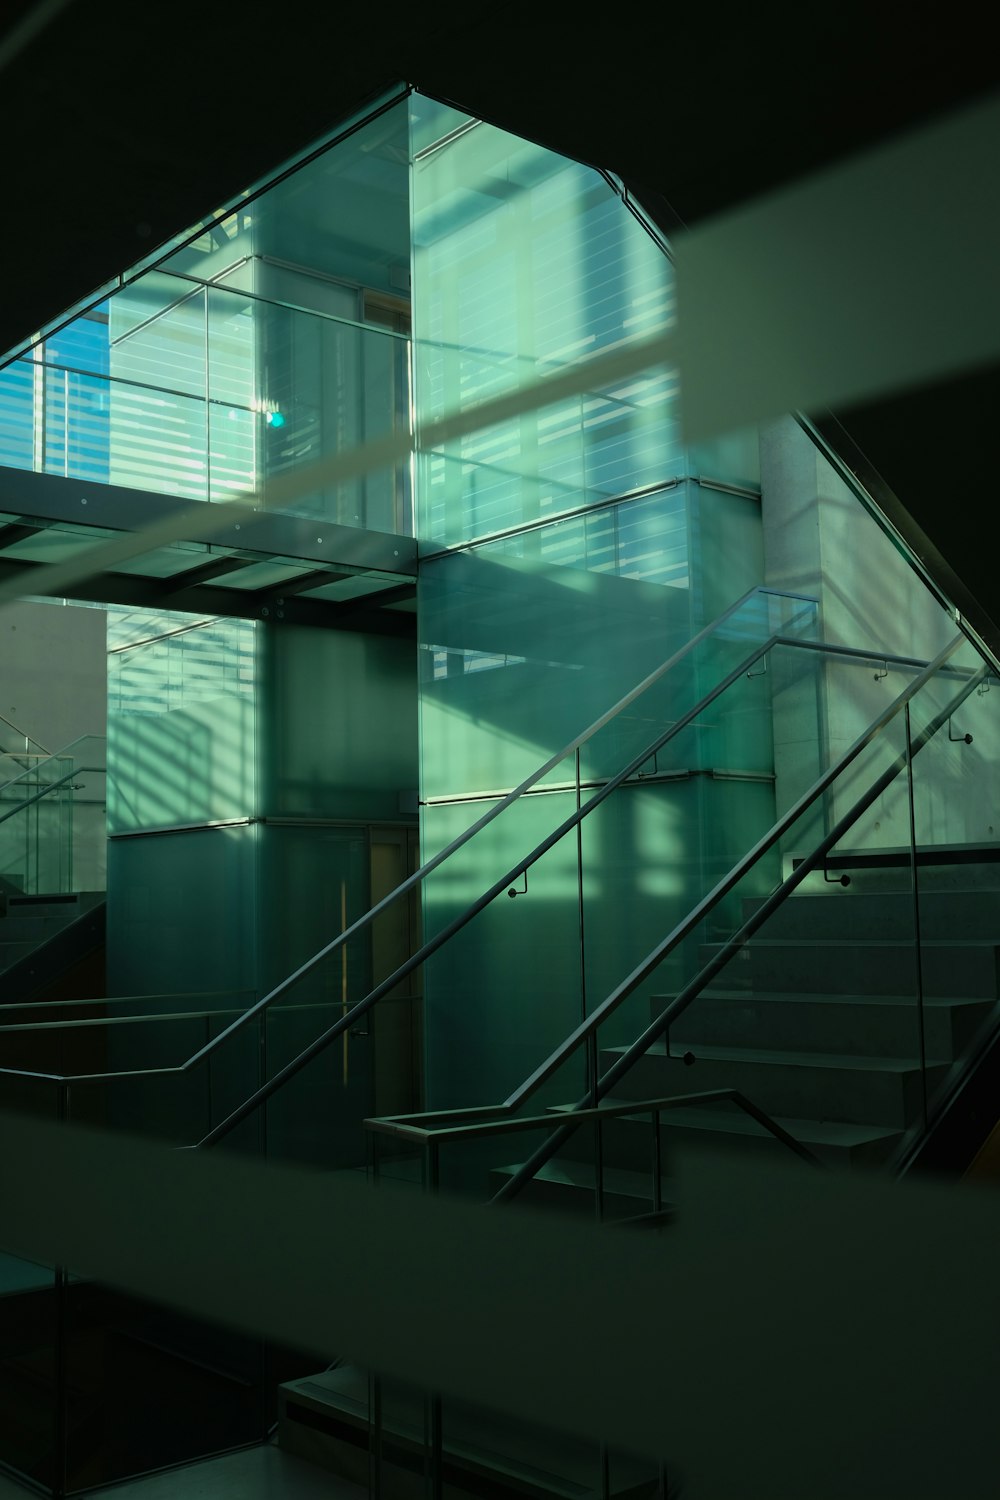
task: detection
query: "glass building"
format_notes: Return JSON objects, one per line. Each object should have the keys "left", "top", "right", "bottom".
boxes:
{"left": 0, "top": 83, "right": 998, "bottom": 1500}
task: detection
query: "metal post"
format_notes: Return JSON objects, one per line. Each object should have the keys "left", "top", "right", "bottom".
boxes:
{"left": 370, "top": 1374, "right": 383, "bottom": 1500}
{"left": 429, "top": 1393, "right": 443, "bottom": 1500}
{"left": 576, "top": 747, "right": 588, "bottom": 1036}
{"left": 54, "top": 1082, "right": 69, "bottom": 1499}
{"left": 594, "top": 1114, "right": 605, "bottom": 1223}
{"left": 652, "top": 1109, "right": 663, "bottom": 1214}
{"left": 599, "top": 1441, "right": 610, "bottom": 1500}
{"left": 904, "top": 705, "right": 929, "bottom": 1126}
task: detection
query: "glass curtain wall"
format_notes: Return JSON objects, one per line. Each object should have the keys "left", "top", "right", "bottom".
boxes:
{"left": 408, "top": 94, "right": 769, "bottom": 1107}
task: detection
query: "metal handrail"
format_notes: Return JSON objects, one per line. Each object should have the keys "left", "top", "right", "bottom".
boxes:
{"left": 493, "top": 640, "right": 986, "bottom": 1201}
{"left": 194, "top": 607, "right": 828, "bottom": 1145}
{"left": 0, "top": 734, "right": 106, "bottom": 800}
{"left": 366, "top": 1089, "right": 825, "bottom": 1167}
{"left": 0, "top": 710, "right": 50, "bottom": 758}
{"left": 0, "top": 764, "right": 104, "bottom": 826}
{"left": 132, "top": 587, "right": 811, "bottom": 1092}
{"left": 0, "top": 585, "right": 810, "bottom": 1104}
{"left": 195, "top": 628, "right": 968, "bottom": 1150}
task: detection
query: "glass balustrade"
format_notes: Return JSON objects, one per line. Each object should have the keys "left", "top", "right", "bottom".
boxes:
{"left": 0, "top": 736, "right": 106, "bottom": 897}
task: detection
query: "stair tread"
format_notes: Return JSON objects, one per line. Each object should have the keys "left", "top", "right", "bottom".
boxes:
{"left": 645, "top": 1105, "right": 901, "bottom": 1147}
{"left": 652, "top": 988, "right": 993, "bottom": 1008}
{"left": 714, "top": 936, "right": 1000, "bottom": 948}
{"left": 493, "top": 1159, "right": 651, "bottom": 1198}
{"left": 607, "top": 1042, "right": 949, "bottom": 1071}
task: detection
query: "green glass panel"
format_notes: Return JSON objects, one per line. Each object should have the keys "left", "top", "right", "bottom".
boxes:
{"left": 409, "top": 95, "right": 679, "bottom": 546}
{"left": 257, "top": 823, "right": 373, "bottom": 1169}
{"left": 0, "top": 1252, "right": 57, "bottom": 1490}
{"left": 63, "top": 1284, "right": 263, "bottom": 1492}
{"left": 908, "top": 642, "right": 1000, "bottom": 1150}
{"left": 422, "top": 793, "right": 585, "bottom": 1110}
{"left": 260, "top": 625, "right": 417, "bottom": 822}
{"left": 0, "top": 736, "right": 105, "bottom": 895}
{"left": 251, "top": 297, "right": 407, "bottom": 529}
{"left": 107, "top": 614, "right": 258, "bottom": 833}
{"left": 105, "top": 826, "right": 258, "bottom": 1000}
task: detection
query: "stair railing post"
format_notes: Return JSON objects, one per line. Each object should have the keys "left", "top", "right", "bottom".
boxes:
{"left": 599, "top": 1440, "right": 611, "bottom": 1500}
{"left": 575, "top": 748, "right": 589, "bottom": 1087}
{"left": 904, "top": 704, "right": 929, "bottom": 1127}
{"left": 54, "top": 1081, "right": 69, "bottom": 1500}
{"left": 652, "top": 1106, "right": 663, "bottom": 1215}
{"left": 594, "top": 1112, "right": 605, "bottom": 1223}
{"left": 429, "top": 1394, "right": 443, "bottom": 1500}
{"left": 369, "top": 1373, "right": 383, "bottom": 1500}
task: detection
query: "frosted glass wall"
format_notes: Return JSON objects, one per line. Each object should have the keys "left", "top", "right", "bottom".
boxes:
{"left": 410, "top": 94, "right": 681, "bottom": 547}
{"left": 409, "top": 98, "right": 771, "bottom": 1108}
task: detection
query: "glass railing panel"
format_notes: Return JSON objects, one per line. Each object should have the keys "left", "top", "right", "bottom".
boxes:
{"left": 906, "top": 643, "right": 1000, "bottom": 1149}
{"left": 579, "top": 662, "right": 781, "bottom": 1076}
{"left": 0, "top": 737, "right": 106, "bottom": 896}
{"left": 603, "top": 688, "right": 932, "bottom": 1173}
{"left": 72, "top": 1012, "right": 261, "bottom": 1150}
{"left": 410, "top": 94, "right": 678, "bottom": 549}
{"left": 4, "top": 988, "right": 252, "bottom": 1020}
{"left": 0, "top": 1006, "right": 257, "bottom": 1151}
{"left": 248, "top": 294, "right": 409, "bottom": 530}
{"left": 62, "top": 1282, "right": 265, "bottom": 1494}
{"left": 421, "top": 792, "right": 591, "bottom": 1112}
{"left": 0, "top": 1076, "right": 60, "bottom": 1494}
{"left": 419, "top": 547, "right": 816, "bottom": 806}
{"left": 0, "top": 776, "right": 72, "bottom": 895}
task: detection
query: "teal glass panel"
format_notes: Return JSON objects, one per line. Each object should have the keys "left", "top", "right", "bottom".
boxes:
{"left": 108, "top": 275, "right": 209, "bottom": 500}
{"left": 409, "top": 95, "right": 679, "bottom": 546}
{"left": 257, "top": 823, "right": 374, "bottom": 1168}
{"left": 0, "top": 1074, "right": 61, "bottom": 1490}
{"left": 907, "top": 642, "right": 1000, "bottom": 1153}
{"left": 421, "top": 793, "right": 586, "bottom": 1109}
{"left": 0, "top": 736, "right": 105, "bottom": 895}
{"left": 0, "top": 1249, "right": 57, "bottom": 1490}
{"left": 253, "top": 297, "right": 401, "bottom": 527}
{"left": 0, "top": 355, "right": 35, "bottom": 471}
{"left": 260, "top": 625, "right": 417, "bottom": 822}
{"left": 655, "top": 706, "right": 918, "bottom": 1172}
{"left": 689, "top": 425, "right": 761, "bottom": 489}
{"left": 160, "top": 99, "right": 410, "bottom": 298}
{"left": 107, "top": 613, "right": 258, "bottom": 833}
{"left": 62, "top": 1283, "right": 263, "bottom": 1492}
{"left": 418, "top": 545, "right": 808, "bottom": 802}
{"left": 207, "top": 285, "right": 256, "bottom": 502}
{"left": 109, "top": 274, "right": 206, "bottom": 398}
{"left": 105, "top": 825, "right": 258, "bottom": 1000}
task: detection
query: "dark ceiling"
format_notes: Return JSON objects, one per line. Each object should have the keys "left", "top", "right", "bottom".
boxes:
{"left": 2, "top": 1, "right": 998, "bottom": 641}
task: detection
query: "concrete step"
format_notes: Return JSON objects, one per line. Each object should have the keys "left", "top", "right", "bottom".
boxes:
{"left": 551, "top": 1094, "right": 902, "bottom": 1173}
{"left": 602, "top": 1043, "right": 948, "bottom": 1129}
{"left": 655, "top": 1105, "right": 901, "bottom": 1169}
{"left": 705, "top": 939, "right": 1000, "bottom": 998}
{"left": 3, "top": 891, "right": 103, "bottom": 919}
{"left": 655, "top": 988, "right": 994, "bottom": 1060}
{"left": 740, "top": 887, "right": 1000, "bottom": 942}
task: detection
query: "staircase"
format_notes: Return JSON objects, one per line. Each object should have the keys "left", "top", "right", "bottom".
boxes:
{"left": 0, "top": 890, "right": 106, "bottom": 1004}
